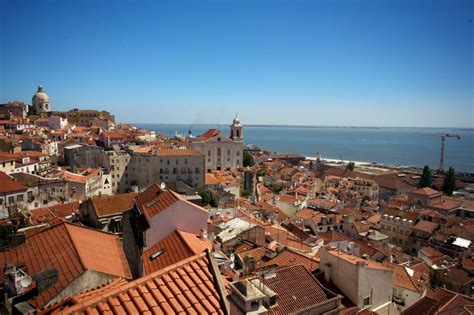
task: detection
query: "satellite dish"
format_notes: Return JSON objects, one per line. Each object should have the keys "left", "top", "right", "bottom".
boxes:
{"left": 20, "top": 276, "right": 32, "bottom": 288}
{"left": 160, "top": 182, "right": 166, "bottom": 190}
{"left": 230, "top": 253, "right": 235, "bottom": 262}
{"left": 230, "top": 262, "right": 235, "bottom": 269}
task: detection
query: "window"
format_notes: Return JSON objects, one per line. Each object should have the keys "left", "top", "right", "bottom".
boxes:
{"left": 185, "top": 159, "right": 188, "bottom": 164}
{"left": 207, "top": 150, "right": 211, "bottom": 156}
{"left": 17, "top": 194, "right": 23, "bottom": 202}
{"left": 176, "top": 159, "right": 179, "bottom": 165}
{"left": 236, "top": 151, "right": 240, "bottom": 156}
{"left": 227, "top": 150, "right": 230, "bottom": 156}
{"left": 217, "top": 148, "right": 221, "bottom": 156}
{"left": 8, "top": 196, "right": 14, "bottom": 204}
{"left": 363, "top": 296, "right": 371, "bottom": 306}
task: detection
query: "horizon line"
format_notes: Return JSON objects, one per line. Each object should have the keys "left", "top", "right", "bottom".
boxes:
{"left": 130, "top": 122, "right": 474, "bottom": 130}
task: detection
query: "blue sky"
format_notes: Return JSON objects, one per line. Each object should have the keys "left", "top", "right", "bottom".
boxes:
{"left": 1, "top": 0, "right": 472, "bottom": 127}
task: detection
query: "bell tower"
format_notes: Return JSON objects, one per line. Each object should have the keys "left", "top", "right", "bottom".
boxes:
{"left": 230, "top": 114, "right": 243, "bottom": 142}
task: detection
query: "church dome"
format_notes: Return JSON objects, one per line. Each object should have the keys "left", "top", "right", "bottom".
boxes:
{"left": 32, "top": 85, "right": 50, "bottom": 103}
{"left": 232, "top": 116, "right": 242, "bottom": 126}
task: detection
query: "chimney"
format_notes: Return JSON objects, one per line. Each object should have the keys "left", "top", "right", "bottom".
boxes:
{"left": 229, "top": 278, "right": 276, "bottom": 313}
{"left": 4, "top": 264, "right": 33, "bottom": 298}
{"left": 243, "top": 255, "right": 256, "bottom": 276}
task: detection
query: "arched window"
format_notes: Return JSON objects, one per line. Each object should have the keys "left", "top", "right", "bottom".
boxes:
{"left": 237, "top": 130, "right": 240, "bottom": 138}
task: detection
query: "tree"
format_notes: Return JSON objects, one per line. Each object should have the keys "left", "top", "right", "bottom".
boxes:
{"left": 241, "top": 189, "right": 251, "bottom": 198}
{"left": 243, "top": 151, "right": 255, "bottom": 167}
{"left": 198, "top": 191, "right": 212, "bottom": 206}
{"left": 441, "top": 167, "right": 457, "bottom": 196}
{"left": 270, "top": 183, "right": 283, "bottom": 194}
{"left": 346, "top": 162, "right": 355, "bottom": 171}
{"left": 418, "top": 165, "right": 432, "bottom": 188}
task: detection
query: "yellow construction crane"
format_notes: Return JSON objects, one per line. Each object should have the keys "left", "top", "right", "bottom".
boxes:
{"left": 439, "top": 133, "right": 460, "bottom": 172}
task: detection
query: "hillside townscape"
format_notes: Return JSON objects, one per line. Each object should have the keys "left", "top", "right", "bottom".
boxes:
{"left": 0, "top": 86, "right": 473, "bottom": 314}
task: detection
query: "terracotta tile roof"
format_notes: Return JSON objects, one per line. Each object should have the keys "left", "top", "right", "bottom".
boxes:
{"left": 318, "top": 230, "right": 352, "bottom": 243}
{"left": 383, "top": 262, "right": 420, "bottom": 292}
{"left": 197, "top": 128, "right": 232, "bottom": 142}
{"left": 353, "top": 221, "right": 371, "bottom": 234}
{"left": 132, "top": 146, "right": 153, "bottom": 154}
{"left": 142, "top": 230, "right": 212, "bottom": 275}
{"left": 413, "top": 220, "right": 439, "bottom": 234}
{"left": 136, "top": 184, "right": 207, "bottom": 220}
{"left": 10, "top": 172, "right": 64, "bottom": 187}
{"left": 91, "top": 192, "right": 138, "bottom": 217}
{"left": 260, "top": 248, "right": 320, "bottom": 272}
{"left": 233, "top": 241, "right": 256, "bottom": 254}
{"left": 410, "top": 187, "right": 442, "bottom": 197}
{"left": 29, "top": 207, "right": 56, "bottom": 225}
{"left": 205, "top": 173, "right": 220, "bottom": 185}
{"left": 237, "top": 247, "right": 268, "bottom": 263}
{"left": 401, "top": 287, "right": 474, "bottom": 315}
{"left": 155, "top": 148, "right": 204, "bottom": 156}
{"left": 50, "top": 253, "right": 225, "bottom": 314}
{"left": 325, "top": 248, "right": 391, "bottom": 271}
{"left": 58, "top": 171, "right": 87, "bottom": 184}
{"left": 295, "top": 208, "right": 316, "bottom": 220}
{"left": 262, "top": 265, "right": 332, "bottom": 314}
{"left": 0, "top": 222, "right": 131, "bottom": 308}
{"left": 48, "top": 201, "right": 81, "bottom": 219}
{"left": 38, "top": 278, "right": 129, "bottom": 313}
{"left": 0, "top": 171, "right": 28, "bottom": 194}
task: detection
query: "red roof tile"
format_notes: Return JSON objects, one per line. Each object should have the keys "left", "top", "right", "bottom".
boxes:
{"left": 136, "top": 184, "right": 207, "bottom": 220}
{"left": 90, "top": 192, "right": 138, "bottom": 217}
{"left": 0, "top": 171, "right": 28, "bottom": 194}
{"left": 260, "top": 248, "right": 320, "bottom": 272}
{"left": 142, "top": 230, "right": 211, "bottom": 275}
{"left": 0, "top": 222, "right": 131, "bottom": 308}
{"left": 155, "top": 149, "right": 203, "bottom": 156}
{"left": 262, "top": 265, "right": 333, "bottom": 314}
{"left": 48, "top": 253, "right": 225, "bottom": 314}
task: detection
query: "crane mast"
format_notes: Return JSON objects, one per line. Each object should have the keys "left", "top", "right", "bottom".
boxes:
{"left": 439, "top": 133, "right": 461, "bottom": 172}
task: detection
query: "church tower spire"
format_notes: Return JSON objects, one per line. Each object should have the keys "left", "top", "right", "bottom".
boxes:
{"left": 230, "top": 114, "right": 243, "bottom": 142}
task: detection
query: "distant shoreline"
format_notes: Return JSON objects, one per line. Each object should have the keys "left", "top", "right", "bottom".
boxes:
{"left": 134, "top": 123, "right": 473, "bottom": 130}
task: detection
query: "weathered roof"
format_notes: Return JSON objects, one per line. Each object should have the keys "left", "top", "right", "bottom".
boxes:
{"left": 136, "top": 184, "right": 207, "bottom": 220}
{"left": 142, "top": 230, "right": 211, "bottom": 275}
{"left": 260, "top": 248, "right": 320, "bottom": 272}
{"left": 91, "top": 192, "right": 138, "bottom": 217}
{"left": 262, "top": 264, "right": 334, "bottom": 314}
{"left": 155, "top": 149, "right": 203, "bottom": 156}
{"left": 47, "top": 253, "right": 225, "bottom": 314}
{"left": 410, "top": 187, "right": 442, "bottom": 197}
{"left": 413, "top": 220, "right": 439, "bottom": 234}
{"left": 0, "top": 171, "right": 28, "bottom": 194}
{"left": 0, "top": 222, "right": 131, "bottom": 308}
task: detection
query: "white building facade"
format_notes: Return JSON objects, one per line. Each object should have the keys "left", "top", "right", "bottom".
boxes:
{"left": 189, "top": 116, "right": 244, "bottom": 172}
